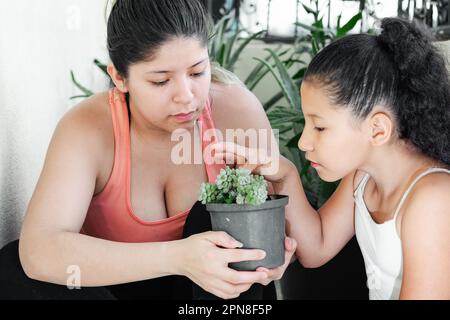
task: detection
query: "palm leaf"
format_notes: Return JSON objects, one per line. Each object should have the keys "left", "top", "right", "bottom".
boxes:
{"left": 93, "top": 59, "right": 108, "bottom": 76}
{"left": 226, "top": 30, "right": 266, "bottom": 71}
{"left": 70, "top": 70, "right": 93, "bottom": 97}
{"left": 257, "top": 48, "right": 301, "bottom": 110}
{"left": 336, "top": 12, "right": 362, "bottom": 38}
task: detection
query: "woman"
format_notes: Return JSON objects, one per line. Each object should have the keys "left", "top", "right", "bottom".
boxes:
{"left": 0, "top": 0, "right": 296, "bottom": 300}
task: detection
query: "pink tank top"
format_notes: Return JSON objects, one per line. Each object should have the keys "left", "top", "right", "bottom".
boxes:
{"left": 81, "top": 88, "right": 225, "bottom": 242}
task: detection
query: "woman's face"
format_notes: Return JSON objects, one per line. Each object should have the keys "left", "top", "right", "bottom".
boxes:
{"left": 298, "top": 81, "right": 371, "bottom": 182}
{"left": 125, "top": 37, "right": 211, "bottom": 133}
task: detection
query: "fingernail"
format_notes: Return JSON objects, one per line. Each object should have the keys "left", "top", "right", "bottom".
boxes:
{"left": 261, "top": 250, "right": 266, "bottom": 258}
{"left": 236, "top": 242, "right": 243, "bottom": 248}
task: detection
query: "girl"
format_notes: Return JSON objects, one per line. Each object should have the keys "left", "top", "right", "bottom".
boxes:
{"left": 213, "top": 17, "right": 450, "bottom": 299}
{"left": 0, "top": 0, "right": 295, "bottom": 300}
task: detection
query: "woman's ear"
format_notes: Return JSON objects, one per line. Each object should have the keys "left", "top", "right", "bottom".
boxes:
{"left": 107, "top": 64, "right": 129, "bottom": 93}
{"left": 368, "top": 111, "right": 394, "bottom": 146}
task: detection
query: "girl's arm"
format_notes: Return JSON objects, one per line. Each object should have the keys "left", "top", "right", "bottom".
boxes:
{"left": 399, "top": 174, "right": 450, "bottom": 299}
{"left": 212, "top": 142, "right": 361, "bottom": 268}
{"left": 272, "top": 159, "right": 359, "bottom": 268}
{"left": 19, "top": 104, "right": 267, "bottom": 299}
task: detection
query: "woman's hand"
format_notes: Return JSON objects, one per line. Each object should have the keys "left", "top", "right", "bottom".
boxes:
{"left": 177, "top": 231, "right": 269, "bottom": 299}
{"left": 211, "top": 141, "right": 294, "bottom": 183}
{"left": 256, "top": 237, "right": 297, "bottom": 286}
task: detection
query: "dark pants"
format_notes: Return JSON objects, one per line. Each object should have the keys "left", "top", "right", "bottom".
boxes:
{"left": 0, "top": 202, "right": 276, "bottom": 300}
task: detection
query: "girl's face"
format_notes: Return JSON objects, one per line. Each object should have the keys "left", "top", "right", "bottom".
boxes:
{"left": 125, "top": 37, "right": 211, "bottom": 133}
{"left": 298, "top": 81, "right": 371, "bottom": 182}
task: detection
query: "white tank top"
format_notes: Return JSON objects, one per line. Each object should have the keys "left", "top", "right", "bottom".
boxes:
{"left": 354, "top": 167, "right": 450, "bottom": 300}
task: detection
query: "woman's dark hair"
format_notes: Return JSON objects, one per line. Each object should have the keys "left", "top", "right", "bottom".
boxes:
{"left": 107, "top": 0, "right": 210, "bottom": 77}
{"left": 304, "top": 17, "right": 450, "bottom": 165}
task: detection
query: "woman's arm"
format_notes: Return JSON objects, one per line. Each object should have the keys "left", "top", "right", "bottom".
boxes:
{"left": 399, "top": 174, "right": 450, "bottom": 299}
{"left": 19, "top": 102, "right": 267, "bottom": 299}
{"left": 19, "top": 105, "right": 178, "bottom": 286}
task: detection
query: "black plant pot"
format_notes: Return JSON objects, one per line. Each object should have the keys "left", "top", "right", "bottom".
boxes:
{"left": 206, "top": 195, "right": 288, "bottom": 271}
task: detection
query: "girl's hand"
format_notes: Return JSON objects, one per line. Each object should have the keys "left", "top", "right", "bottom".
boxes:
{"left": 211, "top": 141, "right": 293, "bottom": 183}
{"left": 178, "top": 231, "right": 269, "bottom": 300}
{"left": 256, "top": 237, "right": 297, "bottom": 286}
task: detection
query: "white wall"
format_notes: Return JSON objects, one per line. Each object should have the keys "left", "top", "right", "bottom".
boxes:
{"left": 436, "top": 40, "right": 450, "bottom": 73}
{"left": 0, "top": 0, "right": 110, "bottom": 247}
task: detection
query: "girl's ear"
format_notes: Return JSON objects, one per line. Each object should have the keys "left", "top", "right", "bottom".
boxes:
{"left": 107, "top": 64, "right": 129, "bottom": 93}
{"left": 368, "top": 111, "right": 394, "bottom": 146}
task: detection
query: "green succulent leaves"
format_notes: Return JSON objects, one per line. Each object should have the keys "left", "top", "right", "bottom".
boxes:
{"left": 199, "top": 166, "right": 268, "bottom": 206}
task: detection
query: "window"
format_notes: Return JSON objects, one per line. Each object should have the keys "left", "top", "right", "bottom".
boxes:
{"left": 239, "top": 0, "right": 398, "bottom": 41}
{"left": 207, "top": 0, "right": 450, "bottom": 42}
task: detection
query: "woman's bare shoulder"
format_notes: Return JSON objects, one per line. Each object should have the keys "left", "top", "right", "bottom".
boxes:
{"left": 209, "top": 82, "right": 258, "bottom": 113}
{"left": 58, "top": 91, "right": 113, "bottom": 146}
{"left": 65, "top": 91, "right": 111, "bottom": 126}
{"left": 50, "top": 92, "right": 114, "bottom": 174}
{"left": 209, "top": 82, "right": 269, "bottom": 131}
{"left": 46, "top": 91, "right": 115, "bottom": 193}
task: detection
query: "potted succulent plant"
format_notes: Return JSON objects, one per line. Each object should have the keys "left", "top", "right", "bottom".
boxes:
{"left": 199, "top": 166, "right": 288, "bottom": 271}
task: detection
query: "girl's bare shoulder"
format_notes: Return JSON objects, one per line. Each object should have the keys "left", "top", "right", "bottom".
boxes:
{"left": 352, "top": 170, "right": 368, "bottom": 192}
{"left": 403, "top": 169, "right": 450, "bottom": 211}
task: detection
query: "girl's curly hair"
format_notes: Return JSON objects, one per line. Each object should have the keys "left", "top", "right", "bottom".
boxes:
{"left": 304, "top": 17, "right": 450, "bottom": 165}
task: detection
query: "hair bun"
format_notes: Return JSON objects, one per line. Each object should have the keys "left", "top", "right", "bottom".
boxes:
{"left": 377, "top": 18, "right": 433, "bottom": 80}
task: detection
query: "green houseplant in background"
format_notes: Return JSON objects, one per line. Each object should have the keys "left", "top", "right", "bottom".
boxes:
{"left": 70, "top": 1, "right": 362, "bottom": 209}
{"left": 70, "top": 59, "right": 111, "bottom": 100}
